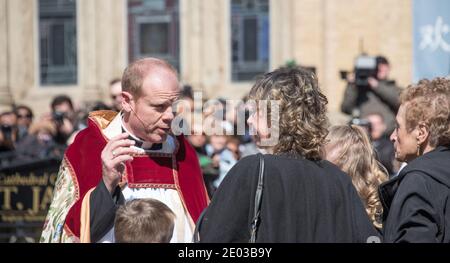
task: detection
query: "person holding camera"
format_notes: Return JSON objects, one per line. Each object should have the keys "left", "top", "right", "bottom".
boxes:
{"left": 0, "top": 111, "right": 18, "bottom": 153}
{"left": 341, "top": 56, "right": 402, "bottom": 135}
{"left": 40, "top": 95, "right": 80, "bottom": 146}
{"left": 14, "top": 105, "right": 34, "bottom": 141}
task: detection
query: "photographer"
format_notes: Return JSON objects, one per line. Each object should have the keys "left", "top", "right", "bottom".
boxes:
{"left": 14, "top": 120, "right": 65, "bottom": 163}
{"left": 41, "top": 95, "right": 78, "bottom": 146}
{"left": 341, "top": 56, "right": 401, "bottom": 134}
{"left": 0, "top": 111, "right": 18, "bottom": 152}
{"left": 14, "top": 105, "right": 34, "bottom": 141}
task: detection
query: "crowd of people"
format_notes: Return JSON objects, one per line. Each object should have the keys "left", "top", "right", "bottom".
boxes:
{"left": 1, "top": 55, "right": 449, "bottom": 243}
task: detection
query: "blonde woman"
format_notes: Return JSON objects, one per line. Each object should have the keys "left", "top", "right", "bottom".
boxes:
{"left": 324, "top": 125, "right": 388, "bottom": 229}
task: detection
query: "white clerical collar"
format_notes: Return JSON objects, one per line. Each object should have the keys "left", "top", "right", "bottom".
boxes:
{"left": 118, "top": 113, "right": 175, "bottom": 154}
{"left": 102, "top": 112, "right": 175, "bottom": 154}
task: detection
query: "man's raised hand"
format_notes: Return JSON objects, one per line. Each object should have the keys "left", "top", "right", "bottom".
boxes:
{"left": 101, "top": 133, "right": 136, "bottom": 194}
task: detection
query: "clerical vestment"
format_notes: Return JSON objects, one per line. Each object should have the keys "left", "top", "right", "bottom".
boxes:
{"left": 40, "top": 110, "right": 209, "bottom": 242}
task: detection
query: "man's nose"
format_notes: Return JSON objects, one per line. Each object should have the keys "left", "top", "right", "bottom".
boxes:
{"left": 162, "top": 106, "right": 175, "bottom": 122}
{"left": 390, "top": 130, "right": 396, "bottom": 142}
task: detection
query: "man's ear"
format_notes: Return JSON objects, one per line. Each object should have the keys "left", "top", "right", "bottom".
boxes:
{"left": 121, "top": 91, "right": 133, "bottom": 113}
{"left": 416, "top": 122, "right": 430, "bottom": 145}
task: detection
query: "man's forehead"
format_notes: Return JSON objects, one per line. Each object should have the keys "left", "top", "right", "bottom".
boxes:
{"left": 141, "top": 89, "right": 180, "bottom": 102}
{"left": 142, "top": 68, "right": 178, "bottom": 86}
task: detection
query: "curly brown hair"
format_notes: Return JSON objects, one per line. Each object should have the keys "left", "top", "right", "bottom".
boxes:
{"left": 401, "top": 78, "right": 450, "bottom": 147}
{"left": 325, "top": 125, "right": 388, "bottom": 229}
{"left": 249, "top": 66, "right": 329, "bottom": 160}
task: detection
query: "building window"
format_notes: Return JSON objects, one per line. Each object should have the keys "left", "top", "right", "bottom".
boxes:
{"left": 128, "top": 0, "right": 180, "bottom": 71}
{"left": 231, "top": 0, "right": 269, "bottom": 82}
{"left": 38, "top": 0, "right": 77, "bottom": 85}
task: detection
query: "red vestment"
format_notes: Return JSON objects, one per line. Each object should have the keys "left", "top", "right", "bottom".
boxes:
{"left": 62, "top": 111, "right": 209, "bottom": 238}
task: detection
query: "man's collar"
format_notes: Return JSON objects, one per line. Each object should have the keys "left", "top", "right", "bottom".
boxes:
{"left": 119, "top": 114, "right": 163, "bottom": 151}
{"left": 101, "top": 112, "right": 175, "bottom": 154}
{"left": 121, "top": 126, "right": 162, "bottom": 150}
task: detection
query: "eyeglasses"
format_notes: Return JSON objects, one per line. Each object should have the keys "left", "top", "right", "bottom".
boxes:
{"left": 18, "top": 114, "right": 32, "bottom": 119}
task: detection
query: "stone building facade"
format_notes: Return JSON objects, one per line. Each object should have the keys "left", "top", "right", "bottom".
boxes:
{"left": 0, "top": 0, "right": 412, "bottom": 122}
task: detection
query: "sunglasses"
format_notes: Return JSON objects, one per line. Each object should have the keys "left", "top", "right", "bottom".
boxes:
{"left": 18, "top": 114, "right": 32, "bottom": 119}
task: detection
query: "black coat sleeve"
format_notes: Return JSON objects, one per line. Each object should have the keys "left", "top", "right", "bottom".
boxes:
{"left": 348, "top": 181, "right": 382, "bottom": 242}
{"left": 198, "top": 155, "right": 259, "bottom": 242}
{"left": 89, "top": 179, "right": 125, "bottom": 243}
{"left": 372, "top": 81, "right": 401, "bottom": 112}
{"left": 383, "top": 172, "right": 440, "bottom": 243}
{"left": 341, "top": 83, "right": 358, "bottom": 115}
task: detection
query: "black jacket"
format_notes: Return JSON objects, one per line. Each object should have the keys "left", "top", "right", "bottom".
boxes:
{"left": 379, "top": 146, "right": 450, "bottom": 243}
{"left": 198, "top": 154, "right": 379, "bottom": 242}
{"left": 341, "top": 79, "right": 401, "bottom": 134}
{"left": 373, "top": 136, "right": 395, "bottom": 176}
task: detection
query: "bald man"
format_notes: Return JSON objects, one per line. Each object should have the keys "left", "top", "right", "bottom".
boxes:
{"left": 41, "top": 58, "right": 209, "bottom": 243}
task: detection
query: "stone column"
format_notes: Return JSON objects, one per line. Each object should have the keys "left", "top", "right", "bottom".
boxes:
{"left": 78, "top": 0, "right": 102, "bottom": 103}
{"left": 1, "top": 0, "right": 35, "bottom": 110}
{"left": 0, "top": 0, "right": 13, "bottom": 111}
{"left": 95, "top": 0, "right": 127, "bottom": 102}
{"left": 322, "top": 0, "right": 339, "bottom": 112}
{"left": 270, "top": 0, "right": 296, "bottom": 70}
{"left": 199, "top": 0, "right": 227, "bottom": 99}
{"left": 180, "top": 0, "right": 203, "bottom": 93}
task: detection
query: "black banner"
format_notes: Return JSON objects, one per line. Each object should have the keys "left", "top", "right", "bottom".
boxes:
{"left": 0, "top": 158, "right": 60, "bottom": 242}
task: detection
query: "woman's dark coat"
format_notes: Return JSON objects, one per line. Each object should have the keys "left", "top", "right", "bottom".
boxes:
{"left": 198, "top": 154, "right": 379, "bottom": 242}
{"left": 380, "top": 146, "right": 450, "bottom": 243}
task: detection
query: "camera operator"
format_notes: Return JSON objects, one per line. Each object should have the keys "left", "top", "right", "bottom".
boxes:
{"left": 0, "top": 111, "right": 18, "bottom": 152}
{"left": 41, "top": 95, "right": 79, "bottom": 146}
{"left": 14, "top": 105, "right": 34, "bottom": 141}
{"left": 341, "top": 56, "right": 401, "bottom": 134}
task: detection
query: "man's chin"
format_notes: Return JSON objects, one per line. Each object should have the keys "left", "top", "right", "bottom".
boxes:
{"left": 144, "top": 134, "right": 167, "bottom": 143}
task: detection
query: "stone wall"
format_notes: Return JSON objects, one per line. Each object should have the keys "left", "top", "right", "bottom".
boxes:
{"left": 0, "top": 0, "right": 412, "bottom": 122}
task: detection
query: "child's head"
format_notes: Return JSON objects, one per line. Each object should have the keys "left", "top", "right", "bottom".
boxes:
{"left": 114, "top": 198, "right": 176, "bottom": 243}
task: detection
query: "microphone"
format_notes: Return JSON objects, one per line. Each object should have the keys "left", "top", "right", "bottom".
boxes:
{"left": 129, "top": 106, "right": 163, "bottom": 134}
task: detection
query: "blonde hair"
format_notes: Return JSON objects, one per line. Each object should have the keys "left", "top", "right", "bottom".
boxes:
{"left": 114, "top": 198, "right": 176, "bottom": 243}
{"left": 325, "top": 125, "right": 388, "bottom": 228}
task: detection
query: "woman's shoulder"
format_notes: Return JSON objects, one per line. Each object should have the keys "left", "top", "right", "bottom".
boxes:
{"left": 236, "top": 153, "right": 261, "bottom": 167}
{"left": 232, "top": 153, "right": 348, "bottom": 178}
{"left": 263, "top": 153, "right": 341, "bottom": 170}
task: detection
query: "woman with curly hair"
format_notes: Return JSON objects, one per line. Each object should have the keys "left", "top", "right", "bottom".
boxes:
{"left": 380, "top": 77, "right": 450, "bottom": 242}
{"left": 197, "top": 66, "right": 378, "bottom": 242}
{"left": 324, "top": 125, "right": 388, "bottom": 229}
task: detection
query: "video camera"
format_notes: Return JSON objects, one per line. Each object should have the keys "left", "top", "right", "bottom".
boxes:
{"left": 0, "top": 124, "right": 13, "bottom": 141}
{"left": 52, "top": 111, "right": 66, "bottom": 126}
{"left": 340, "top": 55, "right": 378, "bottom": 87}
